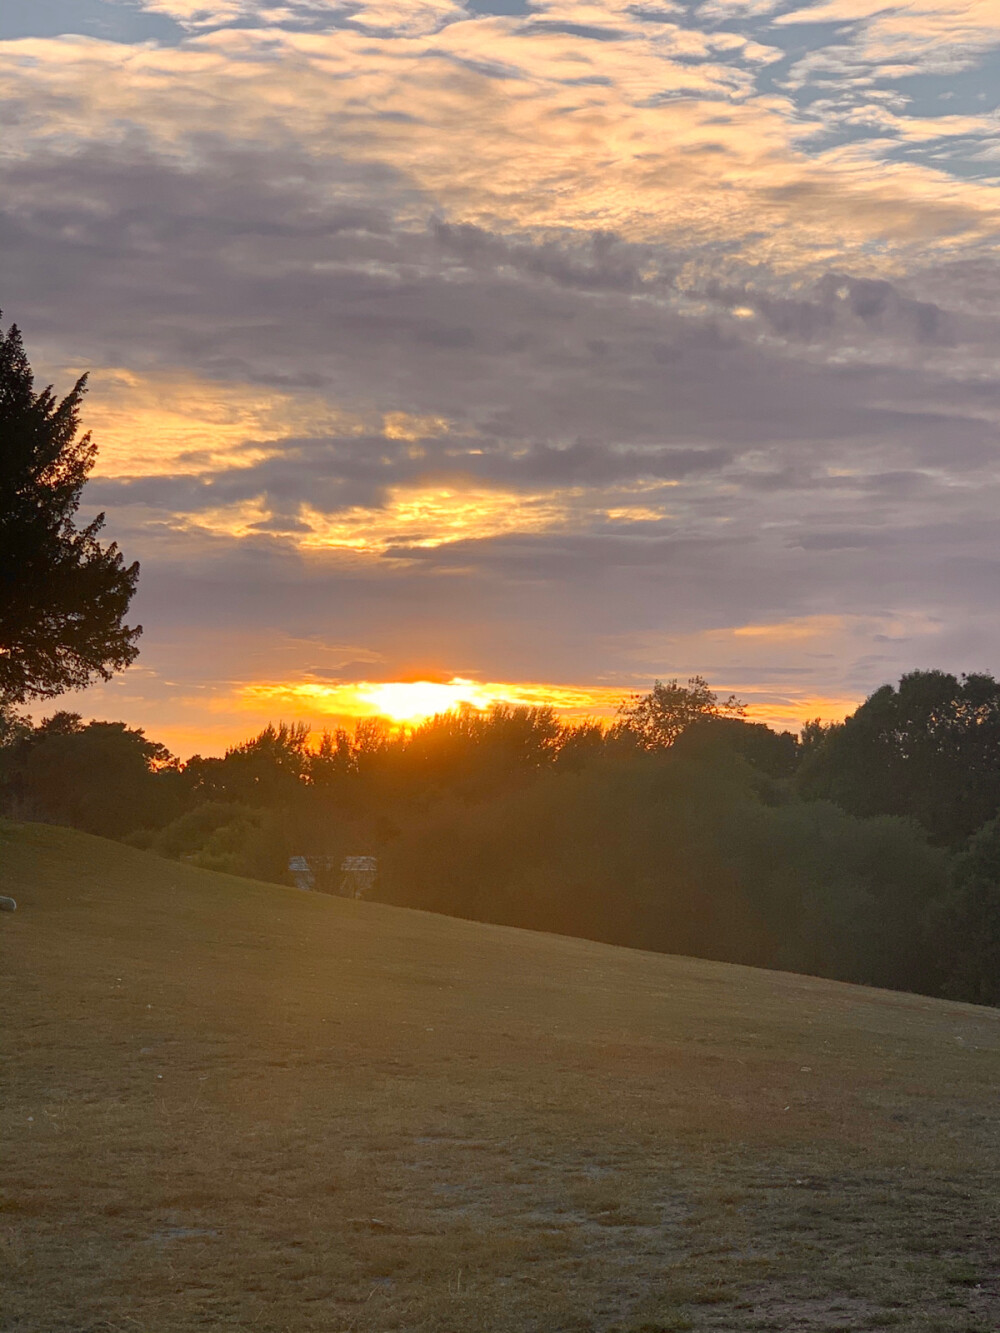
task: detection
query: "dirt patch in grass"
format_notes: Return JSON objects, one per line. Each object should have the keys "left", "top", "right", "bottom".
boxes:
{"left": 2, "top": 820, "right": 999, "bottom": 1331}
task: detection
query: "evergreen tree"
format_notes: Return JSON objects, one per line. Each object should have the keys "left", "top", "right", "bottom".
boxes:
{"left": 0, "top": 318, "right": 140, "bottom": 702}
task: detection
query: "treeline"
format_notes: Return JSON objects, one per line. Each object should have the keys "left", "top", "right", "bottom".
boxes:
{"left": 2, "top": 672, "right": 1000, "bottom": 1007}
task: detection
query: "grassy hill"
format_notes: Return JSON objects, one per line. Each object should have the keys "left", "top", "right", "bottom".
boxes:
{"left": 2, "top": 821, "right": 999, "bottom": 1333}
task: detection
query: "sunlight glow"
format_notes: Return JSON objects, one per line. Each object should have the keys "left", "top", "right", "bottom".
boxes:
{"left": 220, "top": 677, "right": 862, "bottom": 745}
{"left": 355, "top": 678, "right": 495, "bottom": 722}
{"left": 237, "top": 677, "right": 633, "bottom": 728}
{"left": 68, "top": 672, "right": 863, "bottom": 758}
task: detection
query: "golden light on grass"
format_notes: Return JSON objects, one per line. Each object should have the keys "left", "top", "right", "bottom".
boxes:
{"left": 7, "top": 824, "right": 1000, "bottom": 1332}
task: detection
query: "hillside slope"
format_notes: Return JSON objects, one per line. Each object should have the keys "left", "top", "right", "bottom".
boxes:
{"left": 2, "top": 820, "right": 999, "bottom": 1333}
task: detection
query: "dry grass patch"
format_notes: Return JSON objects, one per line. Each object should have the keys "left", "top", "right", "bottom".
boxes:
{"left": 1, "top": 820, "right": 999, "bottom": 1332}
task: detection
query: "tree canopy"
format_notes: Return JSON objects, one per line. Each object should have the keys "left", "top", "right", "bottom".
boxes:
{"left": 19, "top": 715, "right": 176, "bottom": 838}
{"left": 6, "top": 675, "right": 1000, "bottom": 1006}
{"left": 797, "top": 670, "right": 1000, "bottom": 846}
{"left": 0, "top": 319, "right": 140, "bottom": 703}
{"left": 616, "top": 675, "right": 746, "bottom": 748}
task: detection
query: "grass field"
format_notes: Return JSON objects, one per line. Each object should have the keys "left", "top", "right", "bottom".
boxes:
{"left": 2, "top": 820, "right": 999, "bottom": 1333}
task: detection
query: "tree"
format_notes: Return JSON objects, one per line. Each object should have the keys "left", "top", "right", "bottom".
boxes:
{"left": 797, "top": 670, "right": 1000, "bottom": 846}
{"left": 396, "top": 703, "right": 563, "bottom": 797}
{"left": 21, "top": 719, "right": 177, "bottom": 838}
{"left": 798, "top": 717, "right": 839, "bottom": 758}
{"left": 674, "top": 715, "right": 800, "bottom": 779}
{"left": 616, "top": 676, "right": 745, "bottom": 749}
{"left": 0, "top": 318, "right": 140, "bottom": 703}
{"left": 184, "top": 722, "right": 312, "bottom": 806}
{"left": 933, "top": 817, "right": 1000, "bottom": 1006}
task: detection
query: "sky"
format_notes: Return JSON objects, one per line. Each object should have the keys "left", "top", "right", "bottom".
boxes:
{"left": 2, "top": 0, "right": 1000, "bottom": 754}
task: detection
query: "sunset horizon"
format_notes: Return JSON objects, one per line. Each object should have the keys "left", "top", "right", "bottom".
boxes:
{"left": 6, "top": 3, "right": 1000, "bottom": 1326}
{"left": 5, "top": 0, "right": 1000, "bottom": 756}
{"left": 55, "top": 667, "right": 865, "bottom": 759}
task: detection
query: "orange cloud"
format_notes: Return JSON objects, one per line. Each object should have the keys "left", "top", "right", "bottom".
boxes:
{"left": 3, "top": 18, "right": 998, "bottom": 276}
{"left": 80, "top": 369, "right": 336, "bottom": 477}
{"left": 168, "top": 480, "right": 674, "bottom": 551}
{"left": 727, "top": 615, "right": 849, "bottom": 641}
{"left": 78, "top": 370, "right": 469, "bottom": 479}
{"left": 236, "top": 676, "right": 631, "bottom": 727}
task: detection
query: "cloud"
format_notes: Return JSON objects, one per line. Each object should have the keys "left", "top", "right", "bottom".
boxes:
{"left": 122, "top": 0, "right": 342, "bottom": 28}
{"left": 3, "top": 3, "right": 1000, "bottom": 750}
{"left": 81, "top": 369, "right": 360, "bottom": 476}
{"left": 131, "top": 0, "right": 254, "bottom": 23}
{"left": 132, "top": 0, "right": 471, "bottom": 35}
{"left": 777, "top": 0, "right": 1000, "bottom": 111}
{"left": 777, "top": 0, "right": 1000, "bottom": 73}
{"left": 2, "top": 17, "right": 997, "bottom": 267}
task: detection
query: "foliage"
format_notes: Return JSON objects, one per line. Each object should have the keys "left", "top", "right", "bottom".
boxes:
{"left": 182, "top": 807, "right": 289, "bottom": 881}
{"left": 127, "top": 800, "right": 255, "bottom": 858}
{"left": 184, "top": 723, "right": 312, "bottom": 806}
{"left": 797, "top": 670, "right": 1000, "bottom": 846}
{"left": 377, "top": 745, "right": 946, "bottom": 994}
{"left": 130, "top": 799, "right": 292, "bottom": 882}
{"left": 672, "top": 715, "right": 800, "bottom": 780}
{"left": 13, "top": 715, "right": 179, "bottom": 839}
{"left": 933, "top": 818, "right": 1000, "bottom": 1006}
{"left": 0, "top": 320, "right": 140, "bottom": 703}
{"left": 799, "top": 717, "right": 838, "bottom": 758}
{"left": 616, "top": 676, "right": 745, "bottom": 749}
{"left": 4, "top": 673, "right": 1000, "bottom": 1006}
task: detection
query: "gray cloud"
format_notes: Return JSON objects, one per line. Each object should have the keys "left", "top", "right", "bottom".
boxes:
{"left": 3, "top": 9, "right": 1000, "bottom": 746}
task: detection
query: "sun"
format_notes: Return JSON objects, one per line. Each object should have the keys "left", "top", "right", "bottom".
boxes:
{"left": 353, "top": 678, "right": 494, "bottom": 724}
{"left": 235, "top": 676, "right": 634, "bottom": 737}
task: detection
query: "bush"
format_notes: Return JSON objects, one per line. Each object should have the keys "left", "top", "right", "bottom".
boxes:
{"left": 138, "top": 800, "right": 290, "bottom": 883}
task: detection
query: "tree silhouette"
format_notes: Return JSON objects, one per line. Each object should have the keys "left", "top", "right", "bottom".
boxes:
{"left": 797, "top": 670, "right": 1000, "bottom": 845}
{"left": 616, "top": 676, "right": 745, "bottom": 748}
{"left": 0, "top": 318, "right": 140, "bottom": 702}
